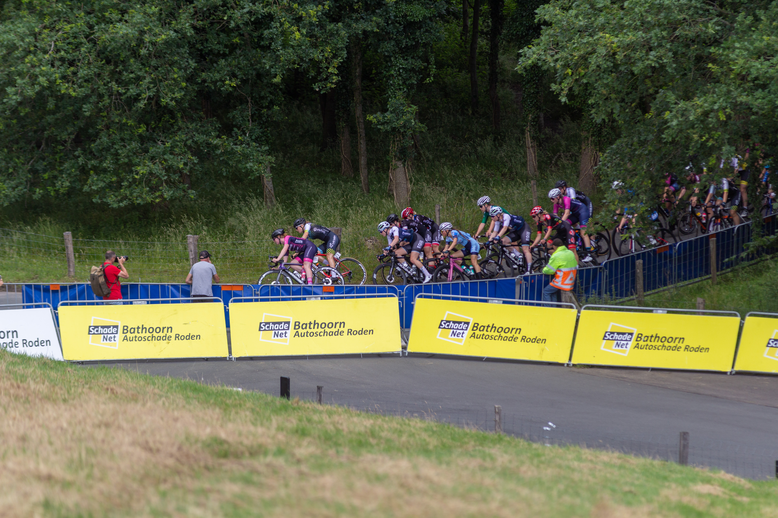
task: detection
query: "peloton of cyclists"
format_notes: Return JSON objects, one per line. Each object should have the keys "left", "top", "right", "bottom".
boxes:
{"left": 439, "top": 222, "right": 483, "bottom": 279}
{"left": 293, "top": 218, "right": 340, "bottom": 269}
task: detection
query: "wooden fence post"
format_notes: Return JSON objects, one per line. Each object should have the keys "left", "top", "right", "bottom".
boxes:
{"left": 530, "top": 180, "right": 538, "bottom": 206}
{"left": 696, "top": 297, "right": 705, "bottom": 316}
{"left": 187, "top": 235, "right": 198, "bottom": 268}
{"left": 317, "top": 386, "right": 323, "bottom": 404}
{"left": 494, "top": 405, "right": 502, "bottom": 434}
{"left": 710, "top": 236, "right": 717, "bottom": 285}
{"left": 678, "top": 431, "right": 689, "bottom": 465}
{"left": 636, "top": 259, "right": 644, "bottom": 305}
{"left": 63, "top": 231, "right": 75, "bottom": 278}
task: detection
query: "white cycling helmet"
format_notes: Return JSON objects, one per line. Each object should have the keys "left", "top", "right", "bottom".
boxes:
{"left": 477, "top": 196, "right": 491, "bottom": 206}
{"left": 612, "top": 181, "right": 623, "bottom": 189}
{"left": 377, "top": 221, "right": 391, "bottom": 233}
{"left": 489, "top": 206, "right": 503, "bottom": 217}
{"left": 548, "top": 188, "right": 562, "bottom": 200}
{"left": 439, "top": 222, "right": 453, "bottom": 232}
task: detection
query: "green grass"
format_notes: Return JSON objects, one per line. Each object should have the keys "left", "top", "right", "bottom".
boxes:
{"left": 642, "top": 258, "right": 778, "bottom": 315}
{"left": 1, "top": 349, "right": 776, "bottom": 517}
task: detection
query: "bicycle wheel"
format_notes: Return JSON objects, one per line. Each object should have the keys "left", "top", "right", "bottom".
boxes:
{"left": 314, "top": 266, "right": 344, "bottom": 285}
{"left": 530, "top": 257, "right": 548, "bottom": 273}
{"left": 372, "top": 263, "right": 406, "bottom": 285}
{"left": 478, "top": 258, "right": 507, "bottom": 279}
{"left": 591, "top": 231, "right": 610, "bottom": 258}
{"left": 678, "top": 212, "right": 697, "bottom": 235}
{"left": 335, "top": 257, "right": 367, "bottom": 285}
{"left": 258, "top": 270, "right": 293, "bottom": 285}
{"left": 654, "top": 228, "right": 675, "bottom": 247}
{"left": 432, "top": 264, "right": 465, "bottom": 283}
{"left": 615, "top": 231, "right": 634, "bottom": 257}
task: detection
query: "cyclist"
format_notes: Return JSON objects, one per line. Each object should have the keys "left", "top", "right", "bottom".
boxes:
{"left": 555, "top": 180, "right": 593, "bottom": 217}
{"left": 439, "top": 222, "right": 482, "bottom": 279}
{"left": 474, "top": 196, "right": 508, "bottom": 239}
{"left": 293, "top": 218, "right": 340, "bottom": 269}
{"left": 385, "top": 213, "right": 432, "bottom": 283}
{"left": 487, "top": 206, "right": 533, "bottom": 271}
{"left": 530, "top": 207, "right": 578, "bottom": 262}
{"left": 401, "top": 207, "right": 440, "bottom": 260}
{"left": 548, "top": 188, "right": 593, "bottom": 262}
{"left": 704, "top": 175, "right": 742, "bottom": 226}
{"left": 270, "top": 228, "right": 316, "bottom": 285}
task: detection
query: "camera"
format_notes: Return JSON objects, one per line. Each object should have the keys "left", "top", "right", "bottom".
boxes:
{"left": 114, "top": 255, "right": 129, "bottom": 262}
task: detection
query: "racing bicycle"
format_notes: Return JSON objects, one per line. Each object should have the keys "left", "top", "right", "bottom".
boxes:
{"left": 258, "top": 257, "right": 344, "bottom": 285}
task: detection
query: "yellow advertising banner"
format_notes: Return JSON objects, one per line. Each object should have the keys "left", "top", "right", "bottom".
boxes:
{"left": 229, "top": 297, "right": 401, "bottom": 357}
{"left": 406, "top": 298, "right": 577, "bottom": 363}
{"left": 59, "top": 303, "right": 228, "bottom": 361}
{"left": 733, "top": 315, "right": 778, "bottom": 373}
{"left": 571, "top": 309, "right": 739, "bottom": 371}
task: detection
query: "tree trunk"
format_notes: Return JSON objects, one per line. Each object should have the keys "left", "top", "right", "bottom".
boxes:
{"left": 578, "top": 135, "right": 600, "bottom": 195}
{"left": 390, "top": 159, "right": 411, "bottom": 207}
{"left": 352, "top": 42, "right": 369, "bottom": 193}
{"left": 469, "top": 0, "right": 481, "bottom": 113}
{"left": 462, "top": 0, "right": 469, "bottom": 43}
{"left": 263, "top": 164, "right": 276, "bottom": 208}
{"left": 319, "top": 91, "right": 337, "bottom": 151}
{"left": 488, "top": 0, "right": 503, "bottom": 131}
{"left": 525, "top": 124, "right": 538, "bottom": 178}
{"left": 339, "top": 119, "right": 353, "bottom": 177}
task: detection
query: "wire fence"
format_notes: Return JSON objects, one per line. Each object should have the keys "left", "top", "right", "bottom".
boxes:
{"left": 294, "top": 392, "right": 778, "bottom": 481}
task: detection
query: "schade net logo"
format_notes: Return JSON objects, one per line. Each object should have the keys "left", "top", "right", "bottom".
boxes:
{"left": 437, "top": 312, "right": 473, "bottom": 345}
{"left": 88, "top": 317, "right": 120, "bottom": 349}
{"left": 763, "top": 330, "right": 778, "bottom": 362}
{"left": 600, "top": 323, "right": 636, "bottom": 356}
{"left": 259, "top": 313, "right": 293, "bottom": 345}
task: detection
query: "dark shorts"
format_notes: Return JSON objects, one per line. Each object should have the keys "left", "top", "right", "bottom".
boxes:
{"left": 325, "top": 232, "right": 340, "bottom": 254}
{"left": 507, "top": 223, "right": 532, "bottom": 246}
{"left": 402, "top": 233, "right": 425, "bottom": 254}
{"left": 462, "top": 240, "right": 480, "bottom": 257}
{"left": 424, "top": 228, "right": 441, "bottom": 246}
{"left": 567, "top": 204, "right": 591, "bottom": 228}
{"left": 739, "top": 169, "right": 750, "bottom": 185}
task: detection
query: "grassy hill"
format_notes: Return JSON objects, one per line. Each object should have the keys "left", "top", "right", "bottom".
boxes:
{"left": 1, "top": 350, "right": 776, "bottom": 517}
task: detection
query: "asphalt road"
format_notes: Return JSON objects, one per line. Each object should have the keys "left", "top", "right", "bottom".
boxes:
{"left": 95, "top": 354, "right": 778, "bottom": 479}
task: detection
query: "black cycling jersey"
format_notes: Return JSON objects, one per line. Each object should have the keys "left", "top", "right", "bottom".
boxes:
{"left": 403, "top": 218, "right": 427, "bottom": 236}
{"left": 304, "top": 223, "right": 332, "bottom": 242}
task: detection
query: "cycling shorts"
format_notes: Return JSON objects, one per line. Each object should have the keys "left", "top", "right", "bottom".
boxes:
{"left": 567, "top": 204, "right": 590, "bottom": 228}
{"left": 507, "top": 223, "right": 532, "bottom": 246}
{"left": 402, "top": 233, "right": 425, "bottom": 254}
{"left": 324, "top": 232, "right": 340, "bottom": 255}
{"left": 424, "top": 228, "right": 441, "bottom": 247}
{"left": 292, "top": 243, "right": 318, "bottom": 263}
{"left": 729, "top": 189, "right": 742, "bottom": 208}
{"left": 669, "top": 182, "right": 682, "bottom": 193}
{"left": 552, "top": 225, "right": 575, "bottom": 250}
{"left": 462, "top": 240, "right": 480, "bottom": 256}
{"left": 739, "top": 169, "right": 750, "bottom": 186}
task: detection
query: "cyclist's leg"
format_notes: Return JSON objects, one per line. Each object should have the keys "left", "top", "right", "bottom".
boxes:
{"left": 740, "top": 170, "right": 750, "bottom": 209}
{"left": 396, "top": 246, "right": 409, "bottom": 264}
{"left": 302, "top": 244, "right": 317, "bottom": 284}
{"left": 325, "top": 233, "right": 340, "bottom": 269}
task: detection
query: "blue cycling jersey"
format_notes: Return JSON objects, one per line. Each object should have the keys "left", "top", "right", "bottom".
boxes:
{"left": 447, "top": 229, "right": 478, "bottom": 248}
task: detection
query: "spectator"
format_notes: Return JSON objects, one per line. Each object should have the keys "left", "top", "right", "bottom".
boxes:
{"left": 103, "top": 251, "right": 128, "bottom": 301}
{"left": 542, "top": 238, "right": 577, "bottom": 303}
{"left": 186, "top": 250, "right": 220, "bottom": 302}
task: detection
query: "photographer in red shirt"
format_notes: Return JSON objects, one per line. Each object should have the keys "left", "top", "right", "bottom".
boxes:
{"left": 103, "top": 250, "right": 129, "bottom": 300}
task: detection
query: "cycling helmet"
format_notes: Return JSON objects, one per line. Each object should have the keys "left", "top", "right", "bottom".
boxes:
{"left": 477, "top": 195, "right": 491, "bottom": 206}
{"left": 386, "top": 213, "right": 399, "bottom": 224}
{"left": 377, "top": 221, "right": 391, "bottom": 233}
{"left": 439, "top": 222, "right": 453, "bottom": 232}
{"left": 548, "top": 188, "right": 562, "bottom": 200}
{"left": 612, "top": 181, "right": 624, "bottom": 189}
{"left": 271, "top": 228, "right": 285, "bottom": 239}
{"left": 489, "top": 206, "right": 503, "bottom": 217}
{"left": 292, "top": 218, "right": 306, "bottom": 228}
{"left": 530, "top": 206, "right": 544, "bottom": 217}
{"left": 401, "top": 207, "right": 414, "bottom": 219}
{"left": 555, "top": 180, "right": 567, "bottom": 189}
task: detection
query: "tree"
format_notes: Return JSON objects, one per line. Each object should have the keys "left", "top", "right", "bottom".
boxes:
{"left": 0, "top": 0, "right": 345, "bottom": 207}
{"left": 520, "top": 0, "right": 778, "bottom": 218}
